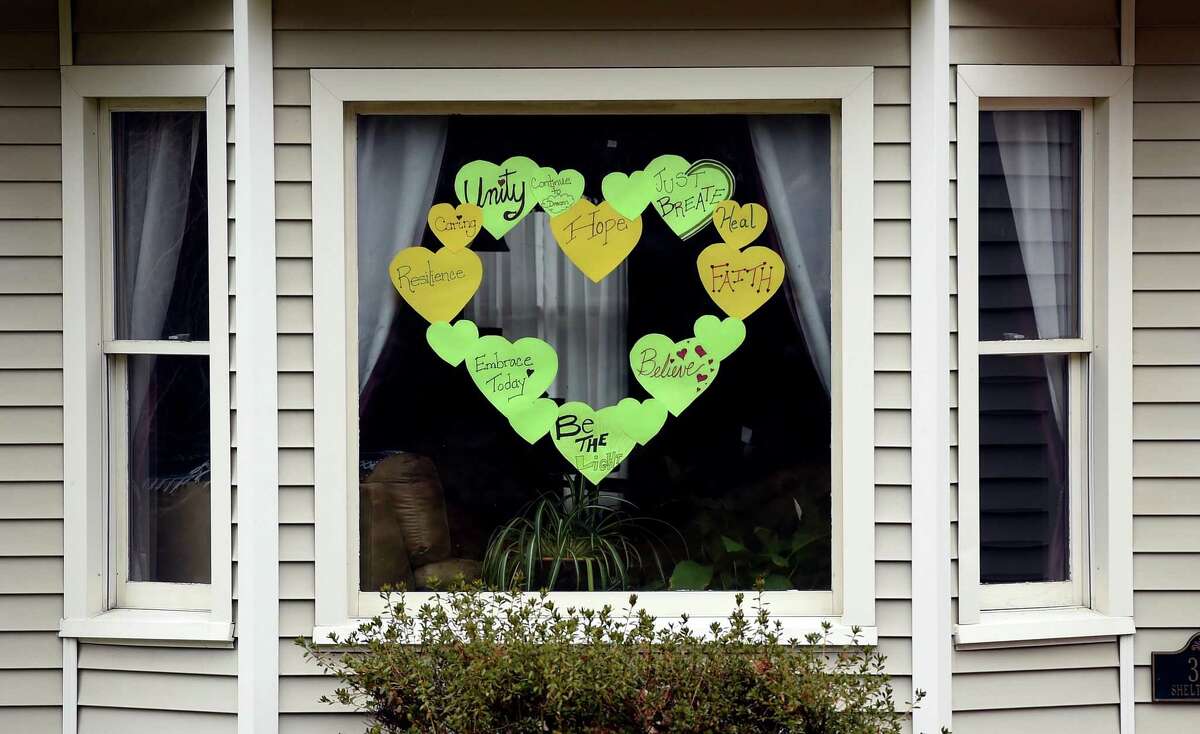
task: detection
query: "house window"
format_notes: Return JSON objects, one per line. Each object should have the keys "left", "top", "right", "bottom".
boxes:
{"left": 352, "top": 114, "right": 834, "bottom": 604}
{"left": 102, "top": 106, "right": 213, "bottom": 610}
{"left": 974, "top": 106, "right": 1091, "bottom": 610}
{"left": 310, "top": 67, "right": 876, "bottom": 638}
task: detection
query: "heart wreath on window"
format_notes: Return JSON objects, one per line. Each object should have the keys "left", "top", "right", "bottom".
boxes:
{"left": 388, "top": 156, "right": 787, "bottom": 484}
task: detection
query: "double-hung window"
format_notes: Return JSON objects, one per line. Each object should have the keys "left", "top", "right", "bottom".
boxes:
{"left": 955, "top": 66, "right": 1135, "bottom": 645}
{"left": 60, "top": 67, "right": 231, "bottom": 641}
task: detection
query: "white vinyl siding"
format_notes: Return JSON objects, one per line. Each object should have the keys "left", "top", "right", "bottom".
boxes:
{"left": 275, "top": 0, "right": 913, "bottom": 725}
{"left": 0, "top": 2, "right": 63, "bottom": 729}
{"left": 1131, "top": 2, "right": 1200, "bottom": 728}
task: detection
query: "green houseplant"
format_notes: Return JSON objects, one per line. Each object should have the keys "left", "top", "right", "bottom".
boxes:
{"left": 299, "top": 584, "right": 918, "bottom": 733}
{"left": 481, "top": 474, "right": 678, "bottom": 591}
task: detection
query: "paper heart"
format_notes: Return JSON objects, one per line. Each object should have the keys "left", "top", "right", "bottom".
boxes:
{"left": 601, "top": 170, "right": 654, "bottom": 220}
{"left": 692, "top": 314, "right": 746, "bottom": 362}
{"left": 551, "top": 402, "right": 638, "bottom": 485}
{"left": 389, "top": 246, "right": 483, "bottom": 324}
{"left": 610, "top": 397, "right": 668, "bottom": 446}
{"left": 454, "top": 156, "right": 540, "bottom": 239}
{"left": 530, "top": 167, "right": 585, "bottom": 217}
{"left": 464, "top": 335, "right": 558, "bottom": 417}
{"left": 643, "top": 154, "right": 735, "bottom": 240}
{"left": 508, "top": 397, "right": 558, "bottom": 444}
{"left": 425, "top": 319, "right": 480, "bottom": 367}
{"left": 549, "top": 200, "right": 642, "bottom": 283}
{"left": 629, "top": 335, "right": 720, "bottom": 417}
{"left": 712, "top": 200, "right": 769, "bottom": 249}
{"left": 427, "top": 202, "right": 484, "bottom": 251}
{"left": 695, "top": 242, "right": 786, "bottom": 319}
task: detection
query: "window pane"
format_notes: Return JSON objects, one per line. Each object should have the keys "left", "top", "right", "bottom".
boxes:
{"left": 111, "top": 111, "right": 209, "bottom": 341}
{"left": 978, "top": 110, "right": 1081, "bottom": 341}
{"left": 356, "top": 114, "right": 833, "bottom": 593}
{"left": 125, "top": 355, "right": 211, "bottom": 584}
{"left": 979, "top": 354, "right": 1070, "bottom": 584}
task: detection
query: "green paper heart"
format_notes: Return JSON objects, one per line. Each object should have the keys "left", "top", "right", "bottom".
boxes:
{"left": 692, "top": 314, "right": 746, "bottom": 362}
{"left": 508, "top": 397, "right": 558, "bottom": 444}
{"left": 629, "top": 335, "right": 721, "bottom": 417}
{"left": 551, "top": 402, "right": 637, "bottom": 485}
{"left": 601, "top": 170, "right": 653, "bottom": 220}
{"left": 530, "top": 166, "right": 585, "bottom": 217}
{"left": 454, "top": 156, "right": 540, "bottom": 239}
{"left": 425, "top": 319, "right": 480, "bottom": 367}
{"left": 643, "top": 154, "right": 735, "bottom": 240}
{"left": 464, "top": 334, "right": 558, "bottom": 417}
{"left": 611, "top": 397, "right": 668, "bottom": 446}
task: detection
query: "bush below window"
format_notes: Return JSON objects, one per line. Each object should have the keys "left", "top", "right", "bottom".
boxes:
{"left": 299, "top": 585, "right": 914, "bottom": 733}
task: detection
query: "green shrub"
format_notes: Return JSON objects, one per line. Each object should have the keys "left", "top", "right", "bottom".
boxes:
{"left": 298, "top": 584, "right": 916, "bottom": 733}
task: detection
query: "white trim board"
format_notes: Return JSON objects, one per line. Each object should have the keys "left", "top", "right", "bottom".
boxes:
{"left": 233, "top": 0, "right": 281, "bottom": 733}
{"left": 954, "top": 65, "right": 1134, "bottom": 633}
{"left": 59, "top": 63, "right": 233, "bottom": 639}
{"left": 309, "top": 66, "right": 876, "bottom": 635}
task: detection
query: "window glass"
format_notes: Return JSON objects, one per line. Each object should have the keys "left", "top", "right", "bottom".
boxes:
{"left": 356, "top": 114, "right": 833, "bottom": 593}
{"left": 978, "top": 110, "right": 1081, "bottom": 341}
{"left": 111, "top": 111, "right": 209, "bottom": 341}
{"left": 978, "top": 354, "right": 1069, "bottom": 584}
{"left": 126, "top": 355, "right": 211, "bottom": 584}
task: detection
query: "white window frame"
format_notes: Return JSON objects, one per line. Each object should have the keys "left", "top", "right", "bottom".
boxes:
{"left": 955, "top": 66, "right": 1135, "bottom": 647}
{"left": 310, "top": 67, "right": 877, "bottom": 644}
{"left": 60, "top": 66, "right": 232, "bottom": 644}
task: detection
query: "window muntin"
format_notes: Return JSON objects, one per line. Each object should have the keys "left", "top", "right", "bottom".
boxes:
{"left": 102, "top": 105, "right": 213, "bottom": 609}
{"left": 351, "top": 113, "right": 835, "bottom": 606}
{"left": 975, "top": 103, "right": 1091, "bottom": 611}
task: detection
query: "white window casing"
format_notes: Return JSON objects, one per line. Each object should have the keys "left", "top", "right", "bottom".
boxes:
{"left": 60, "top": 65, "right": 232, "bottom": 644}
{"left": 954, "top": 66, "right": 1135, "bottom": 648}
{"left": 310, "top": 67, "right": 876, "bottom": 644}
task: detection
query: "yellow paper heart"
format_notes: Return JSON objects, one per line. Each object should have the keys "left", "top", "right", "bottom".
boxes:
{"left": 712, "top": 200, "right": 769, "bottom": 249}
{"left": 389, "top": 246, "right": 483, "bottom": 324}
{"left": 695, "top": 242, "right": 786, "bottom": 319}
{"left": 427, "top": 202, "right": 483, "bottom": 251}
{"left": 549, "top": 200, "right": 643, "bottom": 283}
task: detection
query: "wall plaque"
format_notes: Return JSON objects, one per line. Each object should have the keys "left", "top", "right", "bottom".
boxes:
{"left": 1152, "top": 631, "right": 1200, "bottom": 702}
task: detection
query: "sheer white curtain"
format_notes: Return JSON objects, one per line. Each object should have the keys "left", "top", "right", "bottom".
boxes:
{"left": 468, "top": 211, "right": 628, "bottom": 408}
{"left": 357, "top": 116, "right": 448, "bottom": 392}
{"left": 748, "top": 116, "right": 833, "bottom": 394}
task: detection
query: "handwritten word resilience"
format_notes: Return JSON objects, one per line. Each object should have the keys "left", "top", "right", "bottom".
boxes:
{"left": 393, "top": 261, "right": 470, "bottom": 294}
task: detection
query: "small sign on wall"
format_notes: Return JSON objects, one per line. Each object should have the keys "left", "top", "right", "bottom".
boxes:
{"left": 1153, "top": 632, "right": 1200, "bottom": 702}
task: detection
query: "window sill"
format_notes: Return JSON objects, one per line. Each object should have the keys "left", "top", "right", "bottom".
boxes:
{"left": 954, "top": 607, "right": 1134, "bottom": 649}
{"left": 313, "top": 618, "right": 877, "bottom": 647}
{"left": 60, "top": 609, "right": 234, "bottom": 647}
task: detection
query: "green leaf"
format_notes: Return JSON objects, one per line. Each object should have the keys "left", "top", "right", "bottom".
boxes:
{"left": 669, "top": 561, "right": 713, "bottom": 591}
{"left": 762, "top": 573, "right": 793, "bottom": 591}
{"left": 769, "top": 554, "right": 789, "bottom": 568}
{"left": 720, "top": 535, "right": 747, "bottom": 554}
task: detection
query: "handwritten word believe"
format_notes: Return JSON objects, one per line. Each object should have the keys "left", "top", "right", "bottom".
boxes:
{"left": 634, "top": 348, "right": 700, "bottom": 380}
{"left": 392, "top": 262, "right": 469, "bottom": 294}
{"left": 559, "top": 209, "right": 633, "bottom": 247}
{"left": 708, "top": 260, "right": 776, "bottom": 295}
{"left": 460, "top": 168, "right": 526, "bottom": 222}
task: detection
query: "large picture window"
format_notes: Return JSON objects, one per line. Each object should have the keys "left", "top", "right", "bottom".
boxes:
{"left": 310, "top": 67, "right": 876, "bottom": 636}
{"left": 353, "top": 114, "right": 835, "bottom": 597}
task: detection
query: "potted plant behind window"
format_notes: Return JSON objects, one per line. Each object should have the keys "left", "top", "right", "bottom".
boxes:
{"left": 482, "top": 473, "right": 679, "bottom": 591}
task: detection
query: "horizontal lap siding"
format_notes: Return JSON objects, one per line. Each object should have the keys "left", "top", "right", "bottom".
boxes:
{"left": 60, "top": 2, "right": 241, "bottom": 731}
{"left": 1131, "top": 5, "right": 1200, "bottom": 730}
{"left": 272, "top": 0, "right": 914, "bottom": 725}
{"left": 0, "top": 2, "right": 62, "bottom": 732}
{"left": 948, "top": 3, "right": 1122, "bottom": 732}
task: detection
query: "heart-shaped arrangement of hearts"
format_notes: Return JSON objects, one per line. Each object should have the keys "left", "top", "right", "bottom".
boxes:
{"left": 387, "top": 155, "right": 788, "bottom": 483}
